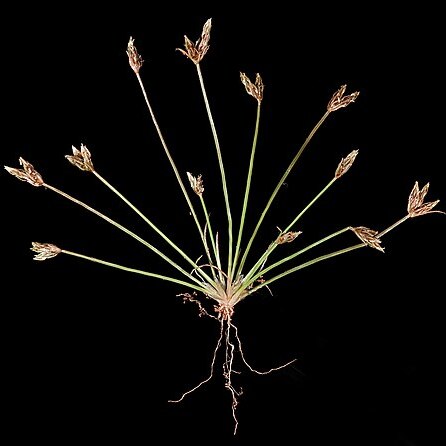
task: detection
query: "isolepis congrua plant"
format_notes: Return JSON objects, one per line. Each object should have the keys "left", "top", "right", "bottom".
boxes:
{"left": 5, "top": 19, "right": 445, "bottom": 434}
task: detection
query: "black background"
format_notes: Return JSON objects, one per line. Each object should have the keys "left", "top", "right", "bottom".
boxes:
{"left": 2, "top": 5, "right": 445, "bottom": 445}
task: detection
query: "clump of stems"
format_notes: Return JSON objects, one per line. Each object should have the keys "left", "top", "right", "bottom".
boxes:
{"left": 5, "top": 19, "right": 444, "bottom": 435}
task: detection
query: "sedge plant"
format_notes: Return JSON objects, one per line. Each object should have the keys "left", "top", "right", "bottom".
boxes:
{"left": 5, "top": 19, "right": 445, "bottom": 434}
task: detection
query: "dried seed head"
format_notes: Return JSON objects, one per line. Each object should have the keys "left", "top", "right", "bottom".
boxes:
{"left": 30, "top": 242, "right": 61, "bottom": 261}
{"left": 276, "top": 230, "right": 302, "bottom": 244}
{"left": 187, "top": 172, "right": 204, "bottom": 196}
{"left": 65, "top": 144, "right": 94, "bottom": 172}
{"left": 335, "top": 149, "right": 359, "bottom": 179}
{"left": 407, "top": 181, "right": 444, "bottom": 217}
{"left": 327, "top": 84, "right": 360, "bottom": 112}
{"left": 4, "top": 157, "right": 44, "bottom": 187}
{"left": 240, "top": 72, "right": 264, "bottom": 103}
{"left": 177, "top": 18, "right": 212, "bottom": 64}
{"left": 350, "top": 226, "right": 385, "bottom": 253}
{"left": 127, "top": 37, "right": 143, "bottom": 74}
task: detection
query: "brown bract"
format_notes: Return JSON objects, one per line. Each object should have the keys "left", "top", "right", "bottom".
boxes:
{"left": 407, "top": 181, "right": 444, "bottom": 217}
{"left": 187, "top": 172, "right": 204, "bottom": 196}
{"left": 65, "top": 144, "right": 94, "bottom": 172}
{"left": 350, "top": 226, "right": 385, "bottom": 252}
{"left": 4, "top": 157, "right": 44, "bottom": 187}
{"left": 127, "top": 37, "right": 143, "bottom": 74}
{"left": 327, "top": 84, "right": 360, "bottom": 112}
{"left": 276, "top": 231, "right": 302, "bottom": 244}
{"left": 335, "top": 149, "right": 359, "bottom": 179}
{"left": 30, "top": 242, "right": 61, "bottom": 261}
{"left": 240, "top": 72, "right": 264, "bottom": 103}
{"left": 177, "top": 18, "right": 212, "bottom": 64}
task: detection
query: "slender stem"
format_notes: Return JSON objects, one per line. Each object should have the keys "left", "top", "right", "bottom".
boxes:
{"left": 134, "top": 72, "right": 208, "bottom": 259}
{"left": 61, "top": 249, "right": 208, "bottom": 293}
{"left": 196, "top": 63, "right": 234, "bottom": 280}
{"left": 231, "top": 227, "right": 350, "bottom": 303}
{"left": 256, "top": 227, "right": 350, "bottom": 280}
{"left": 241, "top": 240, "right": 275, "bottom": 287}
{"left": 237, "top": 110, "right": 331, "bottom": 277}
{"left": 243, "top": 177, "right": 338, "bottom": 285}
{"left": 246, "top": 214, "right": 414, "bottom": 298}
{"left": 285, "top": 178, "right": 336, "bottom": 233}
{"left": 215, "top": 232, "right": 222, "bottom": 281}
{"left": 249, "top": 243, "right": 364, "bottom": 295}
{"left": 232, "top": 102, "right": 261, "bottom": 280}
{"left": 44, "top": 183, "right": 205, "bottom": 288}
{"left": 378, "top": 215, "right": 409, "bottom": 238}
{"left": 92, "top": 170, "right": 214, "bottom": 285}
{"left": 199, "top": 195, "right": 223, "bottom": 281}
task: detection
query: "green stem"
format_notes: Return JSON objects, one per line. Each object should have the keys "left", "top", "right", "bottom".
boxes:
{"left": 92, "top": 170, "right": 214, "bottom": 285}
{"left": 243, "top": 177, "right": 338, "bottom": 285}
{"left": 245, "top": 214, "right": 413, "bottom": 299}
{"left": 249, "top": 243, "right": 364, "bottom": 295}
{"left": 237, "top": 110, "right": 331, "bottom": 277}
{"left": 231, "top": 227, "right": 350, "bottom": 303}
{"left": 44, "top": 183, "right": 205, "bottom": 288}
{"left": 256, "top": 227, "right": 350, "bottom": 280}
{"left": 196, "top": 63, "right": 234, "bottom": 280}
{"left": 285, "top": 177, "right": 336, "bottom": 232}
{"left": 378, "top": 215, "right": 409, "bottom": 238}
{"left": 232, "top": 102, "right": 261, "bottom": 281}
{"left": 62, "top": 249, "right": 208, "bottom": 293}
{"left": 135, "top": 72, "right": 208, "bottom": 264}
{"left": 199, "top": 195, "right": 223, "bottom": 281}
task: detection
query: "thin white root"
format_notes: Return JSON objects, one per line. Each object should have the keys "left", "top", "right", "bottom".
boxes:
{"left": 169, "top": 313, "right": 297, "bottom": 435}
{"left": 223, "top": 318, "right": 242, "bottom": 434}
{"left": 231, "top": 322, "right": 297, "bottom": 374}
{"left": 168, "top": 320, "right": 224, "bottom": 403}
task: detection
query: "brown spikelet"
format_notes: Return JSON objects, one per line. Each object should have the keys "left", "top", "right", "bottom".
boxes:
{"left": 177, "top": 18, "right": 212, "bottom": 64}
{"left": 127, "top": 37, "right": 143, "bottom": 74}
{"left": 4, "top": 157, "right": 44, "bottom": 187}
{"left": 65, "top": 144, "right": 94, "bottom": 172}
{"left": 327, "top": 85, "right": 360, "bottom": 112}
{"left": 350, "top": 226, "right": 385, "bottom": 253}
{"left": 187, "top": 172, "right": 204, "bottom": 196}
{"left": 30, "top": 242, "right": 61, "bottom": 261}
{"left": 276, "top": 231, "right": 302, "bottom": 244}
{"left": 240, "top": 72, "right": 264, "bottom": 103}
{"left": 407, "top": 181, "right": 444, "bottom": 217}
{"left": 335, "top": 149, "right": 359, "bottom": 179}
